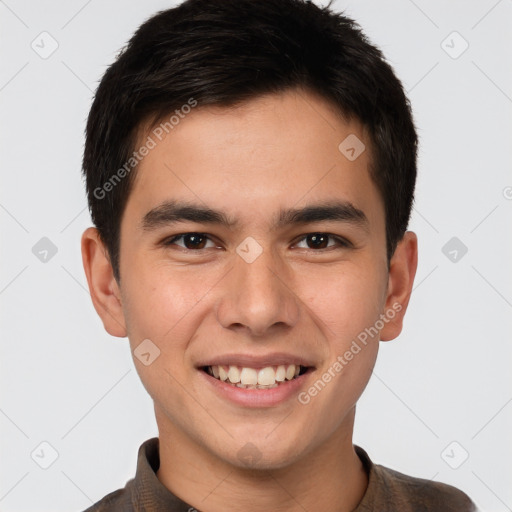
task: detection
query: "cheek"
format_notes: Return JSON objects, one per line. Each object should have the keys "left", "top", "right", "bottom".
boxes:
{"left": 299, "top": 262, "right": 386, "bottom": 344}
{"left": 120, "top": 267, "right": 208, "bottom": 406}
{"left": 121, "top": 264, "right": 207, "bottom": 347}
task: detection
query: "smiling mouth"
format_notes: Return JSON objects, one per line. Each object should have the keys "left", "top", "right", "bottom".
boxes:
{"left": 201, "top": 364, "right": 311, "bottom": 389}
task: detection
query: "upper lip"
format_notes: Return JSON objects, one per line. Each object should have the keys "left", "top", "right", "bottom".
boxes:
{"left": 197, "top": 352, "right": 316, "bottom": 369}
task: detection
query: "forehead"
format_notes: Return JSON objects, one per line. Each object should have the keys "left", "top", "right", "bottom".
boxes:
{"left": 124, "top": 89, "right": 383, "bottom": 230}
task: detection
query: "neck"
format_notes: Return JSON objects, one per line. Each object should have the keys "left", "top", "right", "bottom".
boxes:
{"left": 155, "top": 407, "right": 368, "bottom": 512}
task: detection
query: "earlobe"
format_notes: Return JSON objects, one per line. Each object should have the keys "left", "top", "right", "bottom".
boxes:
{"left": 81, "top": 227, "right": 127, "bottom": 338}
{"left": 380, "top": 231, "right": 418, "bottom": 342}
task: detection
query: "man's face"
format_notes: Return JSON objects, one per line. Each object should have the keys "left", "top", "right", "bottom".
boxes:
{"left": 95, "top": 90, "right": 406, "bottom": 468}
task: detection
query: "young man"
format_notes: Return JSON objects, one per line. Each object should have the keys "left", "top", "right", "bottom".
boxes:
{"left": 80, "top": 0, "right": 477, "bottom": 509}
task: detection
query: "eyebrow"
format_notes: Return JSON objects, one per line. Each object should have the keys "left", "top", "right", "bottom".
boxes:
{"left": 141, "top": 199, "right": 369, "bottom": 233}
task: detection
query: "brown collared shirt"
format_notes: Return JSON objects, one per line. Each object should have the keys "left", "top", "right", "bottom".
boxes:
{"left": 84, "top": 438, "right": 477, "bottom": 511}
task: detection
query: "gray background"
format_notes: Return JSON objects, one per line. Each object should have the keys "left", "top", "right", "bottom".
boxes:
{"left": 1, "top": 0, "right": 511, "bottom": 510}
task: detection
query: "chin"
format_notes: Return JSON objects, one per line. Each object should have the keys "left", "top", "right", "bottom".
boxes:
{"left": 218, "top": 435, "right": 309, "bottom": 471}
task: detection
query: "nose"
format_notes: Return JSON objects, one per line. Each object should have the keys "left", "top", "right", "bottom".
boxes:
{"left": 215, "top": 245, "right": 300, "bottom": 337}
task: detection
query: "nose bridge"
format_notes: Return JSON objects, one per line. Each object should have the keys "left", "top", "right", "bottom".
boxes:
{"left": 216, "top": 243, "right": 299, "bottom": 335}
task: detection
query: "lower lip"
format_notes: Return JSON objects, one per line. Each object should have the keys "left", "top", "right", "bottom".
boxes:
{"left": 198, "top": 369, "right": 313, "bottom": 407}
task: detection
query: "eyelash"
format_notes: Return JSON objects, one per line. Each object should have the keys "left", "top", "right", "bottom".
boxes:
{"left": 162, "top": 232, "right": 352, "bottom": 251}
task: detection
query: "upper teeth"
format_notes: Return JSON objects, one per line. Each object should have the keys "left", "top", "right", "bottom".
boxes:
{"left": 209, "top": 364, "right": 301, "bottom": 386}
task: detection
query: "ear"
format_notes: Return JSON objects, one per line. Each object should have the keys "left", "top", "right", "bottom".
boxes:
{"left": 380, "top": 231, "right": 418, "bottom": 342}
{"left": 81, "top": 227, "right": 127, "bottom": 338}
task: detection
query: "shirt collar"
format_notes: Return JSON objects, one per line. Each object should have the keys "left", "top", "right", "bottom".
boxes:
{"left": 130, "top": 437, "right": 377, "bottom": 510}
{"left": 130, "top": 437, "right": 194, "bottom": 511}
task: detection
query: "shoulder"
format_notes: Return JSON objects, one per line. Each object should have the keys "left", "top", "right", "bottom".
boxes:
{"left": 355, "top": 446, "right": 478, "bottom": 511}
{"left": 378, "top": 464, "right": 477, "bottom": 511}
{"left": 80, "top": 437, "right": 198, "bottom": 511}
{"left": 80, "top": 438, "right": 158, "bottom": 512}
{"left": 82, "top": 484, "right": 134, "bottom": 512}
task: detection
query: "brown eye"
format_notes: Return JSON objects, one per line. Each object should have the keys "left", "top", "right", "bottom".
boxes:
{"left": 295, "top": 233, "right": 351, "bottom": 250}
{"left": 306, "top": 233, "right": 329, "bottom": 249}
{"left": 164, "top": 233, "right": 215, "bottom": 250}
